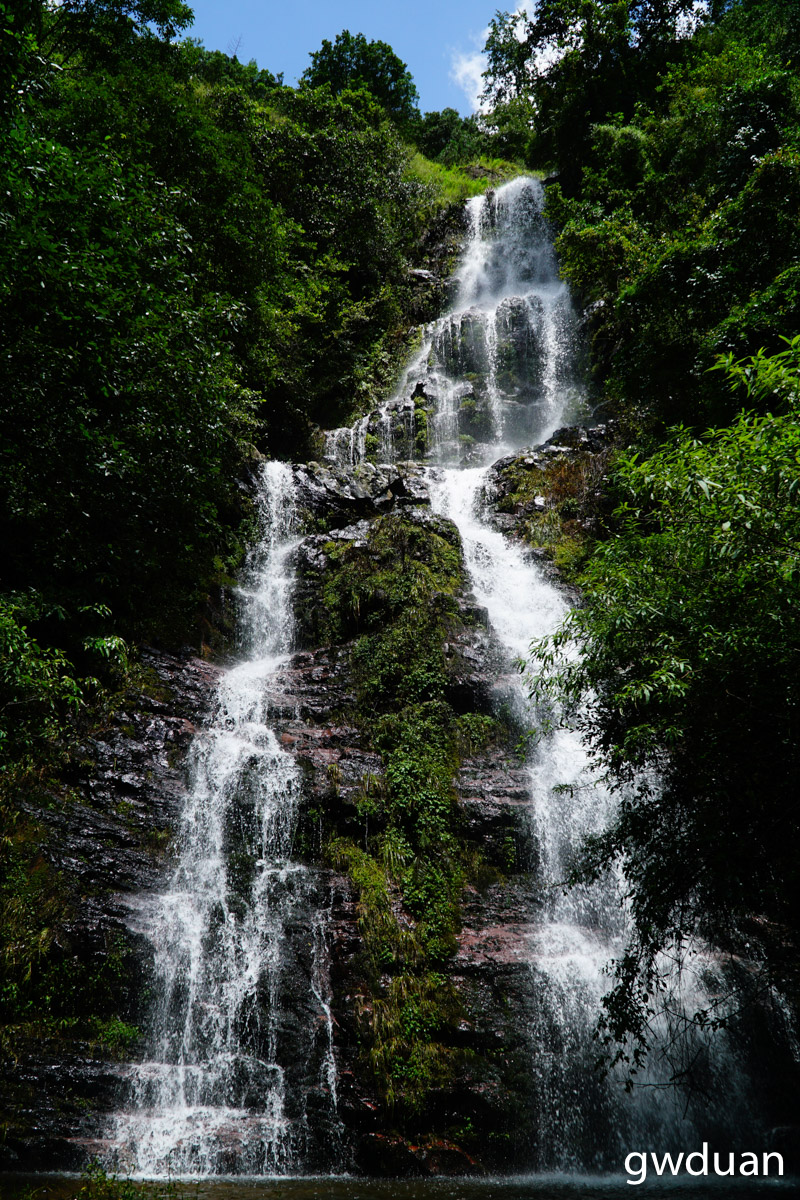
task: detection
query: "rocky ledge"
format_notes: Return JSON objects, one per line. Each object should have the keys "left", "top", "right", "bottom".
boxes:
{"left": 0, "top": 650, "right": 220, "bottom": 1170}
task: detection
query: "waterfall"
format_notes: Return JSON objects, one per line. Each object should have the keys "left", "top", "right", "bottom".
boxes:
{"left": 431, "top": 470, "right": 753, "bottom": 1169}
{"left": 373, "top": 176, "right": 754, "bottom": 1167}
{"left": 108, "top": 176, "right": 759, "bottom": 1179}
{"left": 110, "top": 462, "right": 340, "bottom": 1177}
{"left": 324, "top": 176, "right": 585, "bottom": 469}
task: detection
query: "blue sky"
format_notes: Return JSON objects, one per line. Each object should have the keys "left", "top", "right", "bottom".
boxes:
{"left": 183, "top": 1, "right": 503, "bottom": 114}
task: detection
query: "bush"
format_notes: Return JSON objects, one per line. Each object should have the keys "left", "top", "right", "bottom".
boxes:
{"left": 530, "top": 343, "right": 800, "bottom": 1063}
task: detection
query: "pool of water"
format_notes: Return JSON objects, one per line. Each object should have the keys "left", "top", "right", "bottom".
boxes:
{"left": 1, "top": 1176, "right": 795, "bottom": 1200}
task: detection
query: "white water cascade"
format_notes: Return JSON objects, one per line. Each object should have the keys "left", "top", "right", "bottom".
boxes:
{"left": 431, "top": 469, "right": 752, "bottom": 1169}
{"left": 324, "top": 176, "right": 586, "bottom": 469}
{"left": 362, "top": 175, "right": 753, "bottom": 1167}
{"left": 107, "top": 176, "right": 758, "bottom": 1179}
{"left": 111, "top": 462, "right": 339, "bottom": 1176}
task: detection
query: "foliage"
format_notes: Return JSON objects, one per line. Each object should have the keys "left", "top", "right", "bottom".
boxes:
{"left": 528, "top": 344, "right": 800, "bottom": 1063}
{"left": 254, "top": 85, "right": 429, "bottom": 432}
{"left": 0, "top": 597, "right": 86, "bottom": 773}
{"left": 0, "top": 3, "right": 462, "bottom": 719}
{"left": 0, "top": 123, "right": 253, "bottom": 639}
{"left": 178, "top": 38, "right": 282, "bottom": 97}
{"left": 301, "top": 29, "right": 419, "bottom": 129}
{"left": 410, "top": 107, "right": 496, "bottom": 166}
{"left": 72, "top": 1162, "right": 192, "bottom": 1200}
{"left": 319, "top": 512, "right": 499, "bottom": 1112}
{"left": 482, "top": 0, "right": 702, "bottom": 182}
{"left": 405, "top": 152, "right": 522, "bottom": 208}
{"left": 0, "top": 0, "right": 38, "bottom": 123}
{"left": 494, "top": 1, "right": 800, "bottom": 428}
{"left": 94, "top": 1016, "right": 141, "bottom": 1054}
{"left": 38, "top": 0, "right": 193, "bottom": 66}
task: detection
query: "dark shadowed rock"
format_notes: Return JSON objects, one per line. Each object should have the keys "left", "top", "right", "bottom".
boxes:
{"left": 3, "top": 463, "right": 551, "bottom": 1177}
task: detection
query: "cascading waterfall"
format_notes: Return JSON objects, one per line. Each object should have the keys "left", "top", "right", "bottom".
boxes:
{"left": 324, "top": 175, "right": 585, "bottom": 469}
{"left": 354, "top": 175, "right": 754, "bottom": 1167}
{"left": 107, "top": 176, "right": 759, "bottom": 1180}
{"left": 111, "top": 462, "right": 339, "bottom": 1176}
{"left": 431, "top": 469, "right": 753, "bottom": 1169}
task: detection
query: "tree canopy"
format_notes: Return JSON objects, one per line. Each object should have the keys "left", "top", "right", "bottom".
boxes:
{"left": 479, "top": 1, "right": 800, "bottom": 427}
{"left": 301, "top": 29, "right": 419, "bottom": 128}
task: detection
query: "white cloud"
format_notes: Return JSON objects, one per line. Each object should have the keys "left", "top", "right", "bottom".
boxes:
{"left": 450, "top": 3, "right": 533, "bottom": 114}
{"left": 450, "top": 43, "right": 488, "bottom": 114}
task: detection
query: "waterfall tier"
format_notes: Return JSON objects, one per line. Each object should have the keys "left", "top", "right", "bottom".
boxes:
{"left": 111, "top": 464, "right": 341, "bottom": 1176}
{"left": 325, "top": 177, "right": 585, "bottom": 470}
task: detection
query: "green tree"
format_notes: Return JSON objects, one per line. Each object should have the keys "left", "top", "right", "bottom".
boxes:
{"left": 483, "top": 0, "right": 703, "bottom": 179}
{"left": 0, "top": 128, "right": 253, "bottom": 637}
{"left": 254, "top": 84, "right": 425, "bottom": 433}
{"left": 177, "top": 38, "right": 281, "bottom": 98}
{"left": 39, "top": 0, "right": 193, "bottom": 62}
{"left": 532, "top": 1, "right": 800, "bottom": 427}
{"left": 0, "top": 1, "right": 38, "bottom": 122}
{"left": 410, "top": 107, "right": 493, "bottom": 165}
{"left": 301, "top": 29, "right": 419, "bottom": 128}
{"left": 530, "top": 342, "right": 800, "bottom": 1066}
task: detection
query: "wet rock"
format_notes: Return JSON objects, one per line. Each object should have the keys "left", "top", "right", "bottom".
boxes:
{"left": 0, "top": 649, "right": 218, "bottom": 1171}
{"left": 294, "top": 461, "right": 429, "bottom": 529}
{"left": 356, "top": 1132, "right": 485, "bottom": 1176}
{"left": 4, "top": 445, "right": 564, "bottom": 1177}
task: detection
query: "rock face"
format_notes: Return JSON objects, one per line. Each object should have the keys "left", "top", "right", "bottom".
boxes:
{"left": 285, "top": 460, "right": 547, "bottom": 1173}
{"left": 0, "top": 651, "right": 220, "bottom": 1170}
{"left": 0, "top": 457, "right": 554, "bottom": 1178}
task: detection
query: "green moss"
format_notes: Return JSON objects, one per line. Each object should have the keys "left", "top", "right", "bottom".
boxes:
{"left": 405, "top": 153, "right": 525, "bottom": 209}
{"left": 412, "top": 390, "right": 433, "bottom": 455}
{"left": 315, "top": 511, "right": 461, "bottom": 645}
{"left": 554, "top": 535, "right": 591, "bottom": 576}
{"left": 496, "top": 447, "right": 612, "bottom": 580}
{"left": 458, "top": 396, "right": 493, "bottom": 439}
{"left": 318, "top": 509, "right": 490, "bottom": 1112}
{"left": 454, "top": 712, "right": 501, "bottom": 756}
{"left": 326, "top": 836, "right": 464, "bottom": 1112}
{"left": 413, "top": 407, "right": 429, "bottom": 455}
{"left": 93, "top": 1016, "right": 141, "bottom": 1056}
{"left": 364, "top": 432, "right": 380, "bottom": 463}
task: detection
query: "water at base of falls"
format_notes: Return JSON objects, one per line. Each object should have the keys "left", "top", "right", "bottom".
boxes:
{"left": 109, "top": 462, "right": 340, "bottom": 1177}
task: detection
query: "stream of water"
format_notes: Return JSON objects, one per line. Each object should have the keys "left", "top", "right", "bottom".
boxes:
{"left": 329, "top": 175, "right": 756, "bottom": 1168}
{"left": 103, "top": 177, "right": 770, "bottom": 1183}
{"left": 415, "top": 179, "right": 752, "bottom": 1168}
{"left": 111, "top": 464, "right": 339, "bottom": 1175}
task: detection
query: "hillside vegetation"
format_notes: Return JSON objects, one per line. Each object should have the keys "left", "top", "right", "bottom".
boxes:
{"left": 2, "top": 0, "right": 799, "bottom": 1083}
{"left": 484, "top": 0, "right": 800, "bottom": 1065}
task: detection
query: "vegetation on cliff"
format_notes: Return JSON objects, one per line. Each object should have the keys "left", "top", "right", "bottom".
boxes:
{"left": 300, "top": 506, "right": 509, "bottom": 1118}
{"left": 482, "top": 0, "right": 800, "bottom": 1062}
